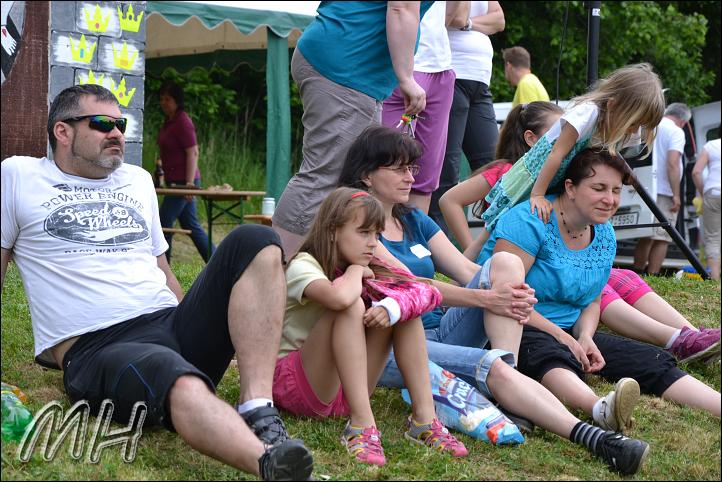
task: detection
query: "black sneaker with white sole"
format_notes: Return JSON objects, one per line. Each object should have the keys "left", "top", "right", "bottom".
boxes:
{"left": 240, "top": 404, "right": 290, "bottom": 446}
{"left": 595, "top": 432, "right": 649, "bottom": 475}
{"left": 258, "top": 438, "right": 314, "bottom": 481}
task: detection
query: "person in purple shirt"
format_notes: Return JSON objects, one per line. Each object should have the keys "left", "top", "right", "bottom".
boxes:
{"left": 157, "top": 80, "right": 214, "bottom": 263}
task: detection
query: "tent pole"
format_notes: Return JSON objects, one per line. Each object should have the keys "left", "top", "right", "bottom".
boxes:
{"left": 265, "top": 30, "right": 291, "bottom": 201}
{"left": 627, "top": 172, "right": 709, "bottom": 279}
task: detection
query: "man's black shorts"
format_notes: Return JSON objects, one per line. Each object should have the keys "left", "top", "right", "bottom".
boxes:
{"left": 61, "top": 225, "right": 282, "bottom": 430}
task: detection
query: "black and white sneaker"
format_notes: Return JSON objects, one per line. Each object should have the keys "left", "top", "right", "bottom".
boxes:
{"left": 595, "top": 432, "right": 649, "bottom": 475}
{"left": 258, "top": 438, "right": 314, "bottom": 481}
{"left": 240, "top": 404, "right": 290, "bottom": 446}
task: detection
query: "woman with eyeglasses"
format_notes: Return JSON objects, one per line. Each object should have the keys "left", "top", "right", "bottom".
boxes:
{"left": 157, "top": 80, "right": 214, "bottom": 263}
{"left": 339, "top": 125, "right": 536, "bottom": 365}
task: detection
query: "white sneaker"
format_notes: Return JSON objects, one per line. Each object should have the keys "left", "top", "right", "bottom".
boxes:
{"left": 595, "top": 378, "right": 640, "bottom": 433}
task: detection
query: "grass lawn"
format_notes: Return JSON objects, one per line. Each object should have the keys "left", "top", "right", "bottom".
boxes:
{"left": 1, "top": 238, "right": 720, "bottom": 480}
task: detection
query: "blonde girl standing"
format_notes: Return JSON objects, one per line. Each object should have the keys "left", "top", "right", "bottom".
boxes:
{"left": 273, "top": 187, "right": 467, "bottom": 467}
{"left": 482, "top": 63, "right": 665, "bottom": 230}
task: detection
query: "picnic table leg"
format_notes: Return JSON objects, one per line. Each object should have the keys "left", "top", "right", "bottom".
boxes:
{"left": 206, "top": 198, "right": 213, "bottom": 257}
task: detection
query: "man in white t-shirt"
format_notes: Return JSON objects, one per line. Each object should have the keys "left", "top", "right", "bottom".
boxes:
{"left": 0, "top": 85, "right": 312, "bottom": 480}
{"left": 633, "top": 102, "right": 691, "bottom": 275}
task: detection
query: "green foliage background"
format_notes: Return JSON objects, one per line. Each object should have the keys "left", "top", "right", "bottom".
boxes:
{"left": 141, "top": 1, "right": 720, "bottom": 187}
{"left": 491, "top": 1, "right": 719, "bottom": 106}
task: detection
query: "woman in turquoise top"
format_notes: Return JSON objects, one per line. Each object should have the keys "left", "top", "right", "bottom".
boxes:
{"left": 339, "top": 126, "right": 657, "bottom": 476}
{"left": 479, "top": 148, "right": 721, "bottom": 422}
{"left": 477, "top": 190, "right": 617, "bottom": 330}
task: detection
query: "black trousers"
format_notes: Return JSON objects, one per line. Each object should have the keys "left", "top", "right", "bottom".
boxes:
{"left": 429, "top": 78, "right": 498, "bottom": 235}
{"left": 517, "top": 325, "right": 687, "bottom": 396}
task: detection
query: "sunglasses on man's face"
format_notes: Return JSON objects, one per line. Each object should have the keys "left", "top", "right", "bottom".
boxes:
{"left": 62, "top": 115, "right": 128, "bottom": 134}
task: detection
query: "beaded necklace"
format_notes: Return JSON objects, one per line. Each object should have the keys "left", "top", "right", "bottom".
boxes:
{"left": 558, "top": 197, "right": 590, "bottom": 240}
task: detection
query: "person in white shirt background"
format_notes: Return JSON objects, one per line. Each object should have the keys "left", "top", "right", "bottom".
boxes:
{"left": 633, "top": 102, "right": 691, "bottom": 275}
{"left": 381, "top": 1, "right": 470, "bottom": 215}
{"left": 428, "top": 0, "right": 505, "bottom": 236}
{"left": 692, "top": 137, "right": 721, "bottom": 280}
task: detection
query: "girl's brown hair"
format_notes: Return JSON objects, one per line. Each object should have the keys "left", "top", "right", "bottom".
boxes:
{"left": 296, "top": 187, "right": 385, "bottom": 280}
{"left": 495, "top": 101, "right": 565, "bottom": 163}
{"left": 295, "top": 187, "right": 429, "bottom": 285}
{"left": 470, "top": 101, "right": 564, "bottom": 218}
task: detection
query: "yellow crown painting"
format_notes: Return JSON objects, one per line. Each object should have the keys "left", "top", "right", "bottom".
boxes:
{"left": 118, "top": 4, "right": 144, "bottom": 33}
{"left": 84, "top": 4, "right": 110, "bottom": 33}
{"left": 79, "top": 69, "right": 106, "bottom": 87}
{"left": 109, "top": 77, "right": 136, "bottom": 107}
{"left": 69, "top": 34, "right": 97, "bottom": 64}
{"left": 112, "top": 42, "right": 138, "bottom": 70}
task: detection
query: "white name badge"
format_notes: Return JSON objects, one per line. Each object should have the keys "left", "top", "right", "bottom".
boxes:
{"left": 410, "top": 243, "right": 432, "bottom": 259}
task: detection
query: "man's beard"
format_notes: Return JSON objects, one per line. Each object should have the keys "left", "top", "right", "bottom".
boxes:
{"left": 71, "top": 138, "right": 124, "bottom": 172}
{"left": 95, "top": 155, "right": 123, "bottom": 170}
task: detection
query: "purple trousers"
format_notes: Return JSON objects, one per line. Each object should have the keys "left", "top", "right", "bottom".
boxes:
{"left": 382, "top": 69, "right": 456, "bottom": 194}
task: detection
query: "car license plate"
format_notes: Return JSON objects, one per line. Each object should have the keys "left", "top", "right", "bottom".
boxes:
{"left": 611, "top": 212, "right": 639, "bottom": 226}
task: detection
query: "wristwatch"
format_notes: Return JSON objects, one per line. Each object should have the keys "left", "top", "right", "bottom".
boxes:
{"left": 460, "top": 17, "right": 473, "bottom": 31}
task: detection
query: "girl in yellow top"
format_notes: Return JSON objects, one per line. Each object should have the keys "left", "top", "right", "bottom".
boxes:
{"left": 273, "top": 188, "right": 467, "bottom": 467}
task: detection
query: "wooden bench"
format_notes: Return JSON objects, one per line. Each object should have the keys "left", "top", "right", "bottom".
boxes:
{"left": 162, "top": 227, "right": 192, "bottom": 235}
{"left": 243, "top": 214, "right": 273, "bottom": 226}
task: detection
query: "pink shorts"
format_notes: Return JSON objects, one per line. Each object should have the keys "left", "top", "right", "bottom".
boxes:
{"left": 272, "top": 350, "right": 350, "bottom": 418}
{"left": 600, "top": 268, "right": 653, "bottom": 314}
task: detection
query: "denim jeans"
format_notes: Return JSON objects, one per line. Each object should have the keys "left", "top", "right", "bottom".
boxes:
{"left": 377, "top": 258, "right": 515, "bottom": 399}
{"left": 159, "top": 179, "right": 215, "bottom": 263}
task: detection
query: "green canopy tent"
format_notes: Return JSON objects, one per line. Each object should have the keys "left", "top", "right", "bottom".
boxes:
{"left": 145, "top": 1, "right": 316, "bottom": 199}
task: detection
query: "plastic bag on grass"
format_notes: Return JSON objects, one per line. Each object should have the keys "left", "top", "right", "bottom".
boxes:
{"left": 401, "top": 361, "right": 524, "bottom": 445}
